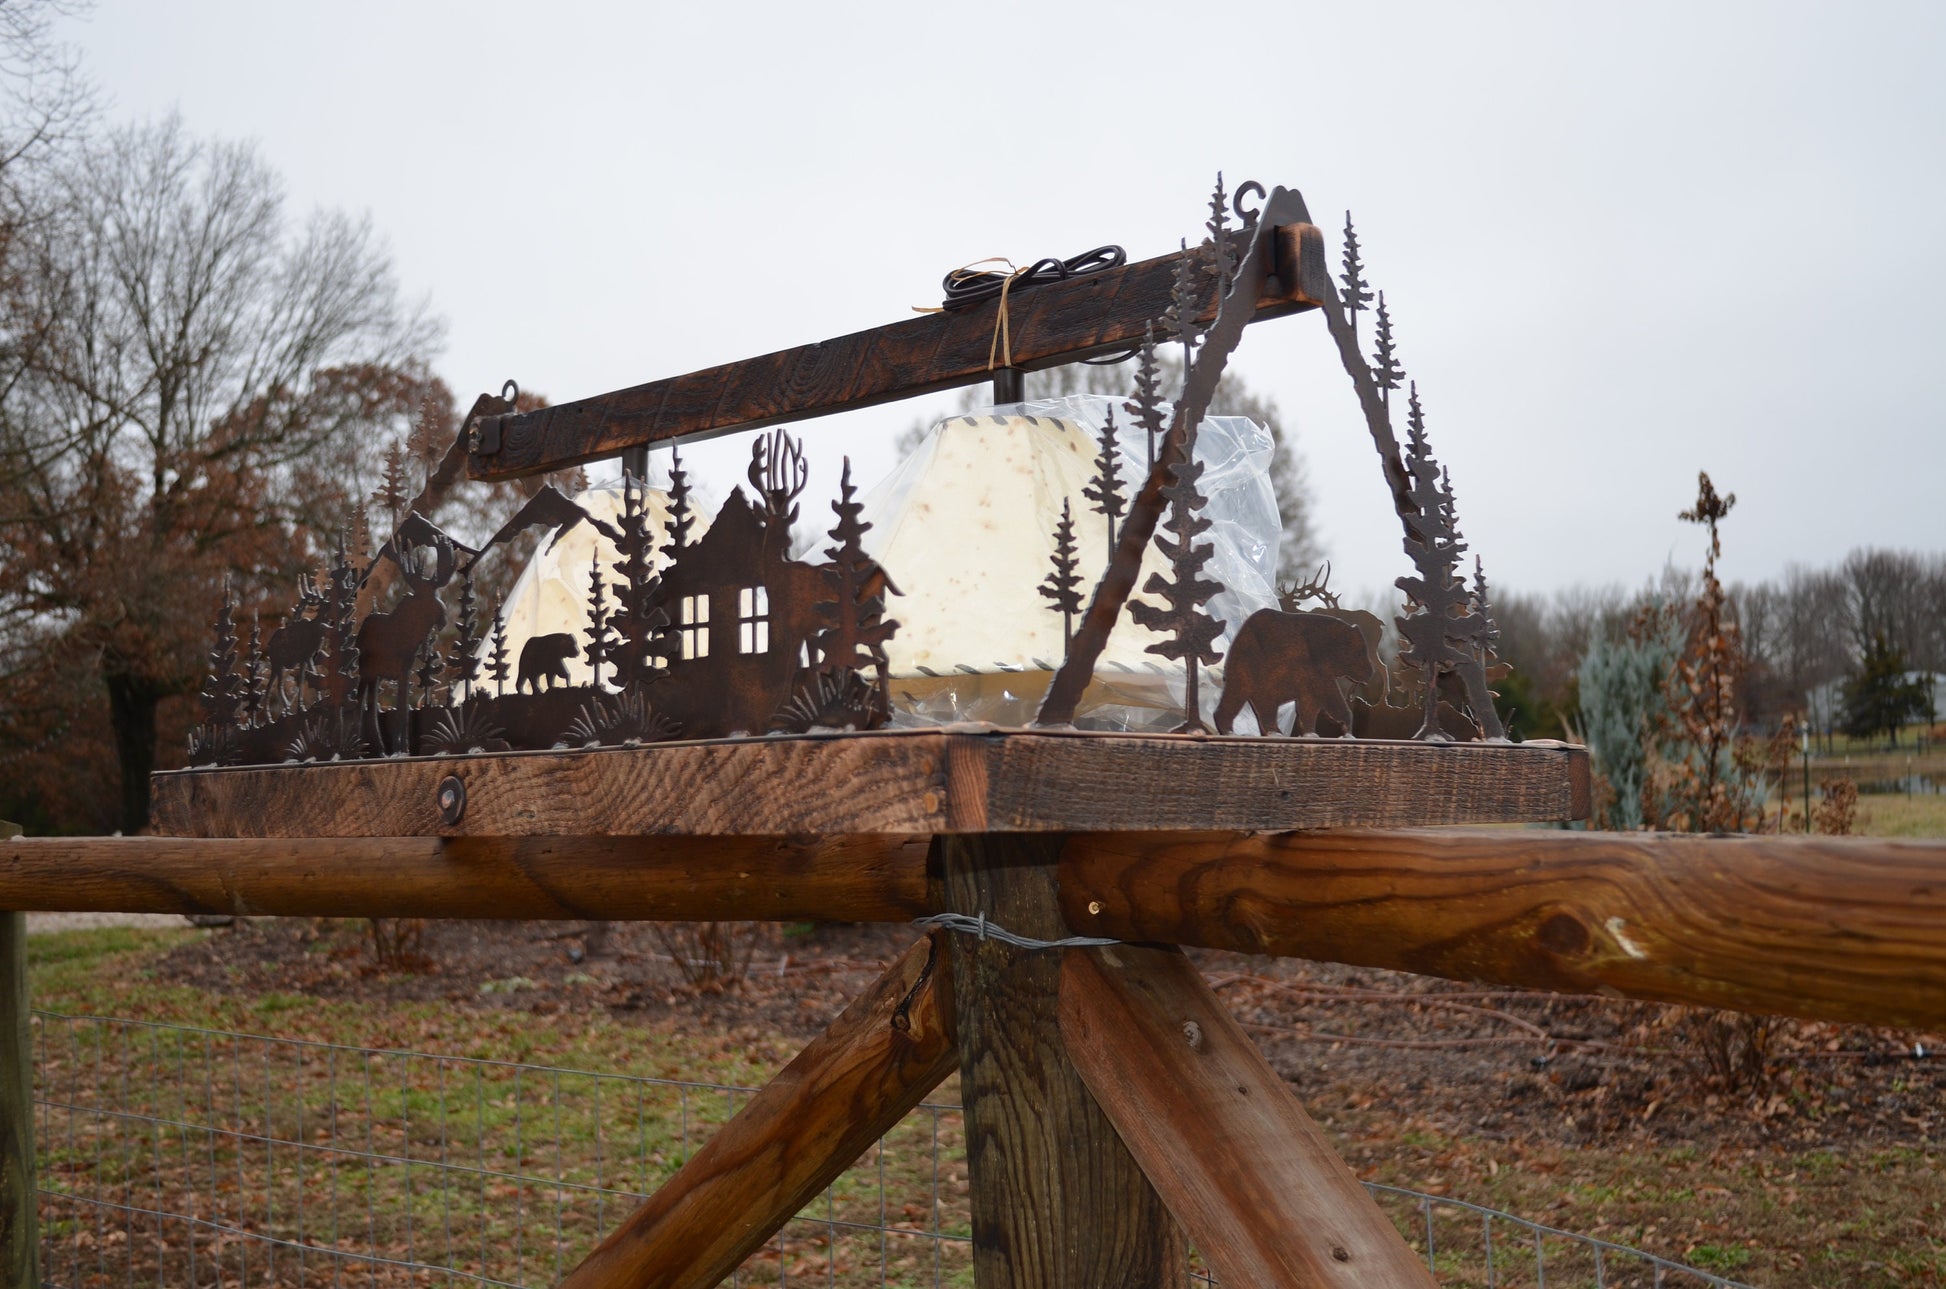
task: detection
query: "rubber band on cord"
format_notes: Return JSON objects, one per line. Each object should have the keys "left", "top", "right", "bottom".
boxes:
{"left": 914, "top": 912, "right": 1120, "bottom": 951}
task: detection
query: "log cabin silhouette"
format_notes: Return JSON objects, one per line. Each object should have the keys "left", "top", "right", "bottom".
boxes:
{"left": 653, "top": 440, "right": 830, "bottom": 737}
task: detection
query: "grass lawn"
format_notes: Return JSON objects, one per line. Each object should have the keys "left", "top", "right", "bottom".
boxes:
{"left": 24, "top": 918, "right": 1946, "bottom": 1288}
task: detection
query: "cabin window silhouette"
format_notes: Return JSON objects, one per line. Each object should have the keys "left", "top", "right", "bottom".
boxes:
{"left": 679, "top": 594, "right": 709, "bottom": 660}
{"left": 738, "top": 586, "right": 770, "bottom": 654}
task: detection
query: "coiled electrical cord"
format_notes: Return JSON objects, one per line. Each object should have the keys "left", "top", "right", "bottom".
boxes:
{"left": 938, "top": 245, "right": 1127, "bottom": 311}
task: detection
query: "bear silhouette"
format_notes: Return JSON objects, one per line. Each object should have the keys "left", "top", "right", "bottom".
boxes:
{"left": 517, "top": 632, "right": 578, "bottom": 693}
{"left": 1214, "top": 609, "right": 1376, "bottom": 736}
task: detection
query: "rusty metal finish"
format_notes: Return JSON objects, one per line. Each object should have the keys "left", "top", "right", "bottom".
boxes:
{"left": 1036, "top": 178, "right": 1320, "bottom": 727}
{"left": 189, "top": 431, "right": 900, "bottom": 766}
{"left": 1316, "top": 216, "right": 1506, "bottom": 741}
{"left": 1127, "top": 415, "right": 1225, "bottom": 733}
{"left": 186, "top": 176, "right": 1521, "bottom": 762}
{"left": 1214, "top": 609, "right": 1374, "bottom": 737}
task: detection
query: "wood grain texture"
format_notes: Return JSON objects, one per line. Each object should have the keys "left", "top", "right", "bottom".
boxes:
{"left": 467, "top": 225, "right": 1325, "bottom": 480}
{"left": 939, "top": 834, "right": 1185, "bottom": 1289}
{"left": 1059, "top": 828, "right": 1946, "bottom": 1028}
{"left": 150, "top": 732, "right": 954, "bottom": 838}
{"left": 150, "top": 730, "right": 1589, "bottom": 839}
{"left": 972, "top": 734, "right": 1588, "bottom": 833}
{"left": 561, "top": 932, "right": 957, "bottom": 1289}
{"left": 0, "top": 820, "right": 34, "bottom": 1289}
{"left": 1061, "top": 944, "right": 1438, "bottom": 1289}
{"left": 0, "top": 834, "right": 932, "bottom": 923}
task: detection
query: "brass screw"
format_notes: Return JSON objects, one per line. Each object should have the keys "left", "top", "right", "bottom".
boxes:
{"left": 1086, "top": 900, "right": 1103, "bottom": 915}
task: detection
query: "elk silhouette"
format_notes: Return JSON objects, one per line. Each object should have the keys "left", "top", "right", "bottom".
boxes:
{"left": 264, "top": 575, "right": 328, "bottom": 715}
{"left": 357, "top": 519, "right": 457, "bottom": 746}
{"left": 747, "top": 430, "right": 825, "bottom": 657}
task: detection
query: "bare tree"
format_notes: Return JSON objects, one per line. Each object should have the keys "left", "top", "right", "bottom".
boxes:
{"left": 0, "top": 114, "right": 438, "bottom": 830}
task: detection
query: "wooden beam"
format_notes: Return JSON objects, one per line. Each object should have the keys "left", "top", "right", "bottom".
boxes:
{"left": 0, "top": 823, "right": 33, "bottom": 1289}
{"left": 938, "top": 834, "right": 1184, "bottom": 1289}
{"left": 560, "top": 932, "right": 957, "bottom": 1289}
{"left": 1061, "top": 943, "right": 1437, "bottom": 1288}
{"left": 466, "top": 225, "right": 1326, "bottom": 480}
{"left": 148, "top": 730, "right": 1589, "bottom": 838}
{"left": 0, "top": 834, "right": 933, "bottom": 923}
{"left": 1060, "top": 828, "right": 1946, "bottom": 1028}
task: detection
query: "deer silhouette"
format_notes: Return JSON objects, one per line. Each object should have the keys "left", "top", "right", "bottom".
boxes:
{"left": 264, "top": 575, "right": 329, "bottom": 715}
{"left": 357, "top": 528, "right": 456, "bottom": 746}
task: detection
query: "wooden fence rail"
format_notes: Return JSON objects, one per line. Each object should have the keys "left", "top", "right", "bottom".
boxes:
{"left": 4, "top": 828, "right": 1943, "bottom": 1028}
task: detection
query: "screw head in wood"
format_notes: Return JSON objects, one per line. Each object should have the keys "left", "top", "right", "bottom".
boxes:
{"left": 1087, "top": 900, "right": 1103, "bottom": 916}
{"left": 437, "top": 775, "right": 467, "bottom": 826}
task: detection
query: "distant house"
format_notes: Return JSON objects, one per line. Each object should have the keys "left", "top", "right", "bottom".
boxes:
{"left": 1806, "top": 671, "right": 1942, "bottom": 738}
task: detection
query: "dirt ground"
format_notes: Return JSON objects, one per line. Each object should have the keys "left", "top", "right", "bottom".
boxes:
{"left": 151, "top": 915, "right": 1945, "bottom": 1157}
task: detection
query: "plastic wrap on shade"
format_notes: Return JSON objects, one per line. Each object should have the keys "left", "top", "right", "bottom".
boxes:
{"left": 481, "top": 481, "right": 707, "bottom": 691}
{"left": 855, "top": 394, "right": 1281, "bottom": 730}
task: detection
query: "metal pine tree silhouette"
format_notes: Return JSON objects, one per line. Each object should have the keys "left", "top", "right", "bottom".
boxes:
{"left": 1371, "top": 291, "right": 1404, "bottom": 409}
{"left": 1470, "top": 555, "right": 1506, "bottom": 688}
{"left": 449, "top": 569, "right": 481, "bottom": 702}
{"left": 1204, "top": 172, "right": 1235, "bottom": 296}
{"left": 612, "top": 470, "right": 671, "bottom": 687}
{"left": 415, "top": 625, "right": 443, "bottom": 711}
{"left": 323, "top": 534, "right": 359, "bottom": 708}
{"left": 1163, "top": 238, "right": 1202, "bottom": 372}
{"left": 241, "top": 612, "right": 266, "bottom": 727}
{"left": 584, "top": 555, "right": 614, "bottom": 690}
{"left": 1392, "top": 386, "right": 1503, "bottom": 740}
{"left": 814, "top": 458, "right": 900, "bottom": 703}
{"left": 200, "top": 579, "right": 243, "bottom": 726}
{"left": 1039, "top": 497, "right": 1084, "bottom": 652}
{"left": 1126, "top": 325, "right": 1167, "bottom": 471}
{"left": 1081, "top": 407, "right": 1127, "bottom": 550}
{"left": 374, "top": 442, "right": 411, "bottom": 528}
{"left": 487, "top": 599, "right": 510, "bottom": 699}
{"left": 663, "top": 445, "right": 695, "bottom": 562}
{"left": 1340, "top": 212, "right": 1373, "bottom": 339}
{"left": 1128, "top": 426, "right": 1226, "bottom": 733}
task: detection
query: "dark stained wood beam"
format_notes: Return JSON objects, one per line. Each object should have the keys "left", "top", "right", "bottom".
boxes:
{"left": 0, "top": 834, "right": 932, "bottom": 924}
{"left": 1061, "top": 943, "right": 1437, "bottom": 1289}
{"left": 1059, "top": 828, "right": 1946, "bottom": 1029}
{"left": 0, "top": 822, "right": 32, "bottom": 1289}
{"left": 559, "top": 932, "right": 957, "bottom": 1289}
{"left": 940, "top": 834, "right": 1184, "bottom": 1288}
{"left": 148, "top": 731, "right": 1589, "bottom": 839}
{"left": 466, "top": 225, "right": 1327, "bottom": 480}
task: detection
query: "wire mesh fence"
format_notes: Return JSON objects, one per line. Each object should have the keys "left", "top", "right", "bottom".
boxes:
{"left": 31, "top": 1010, "right": 1755, "bottom": 1289}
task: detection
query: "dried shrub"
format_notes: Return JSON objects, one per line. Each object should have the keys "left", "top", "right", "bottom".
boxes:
{"left": 365, "top": 917, "right": 430, "bottom": 972}
{"left": 650, "top": 922, "right": 776, "bottom": 990}
{"left": 1813, "top": 778, "right": 1858, "bottom": 836}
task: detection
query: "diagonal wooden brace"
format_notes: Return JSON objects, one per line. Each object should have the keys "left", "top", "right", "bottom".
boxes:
{"left": 560, "top": 931, "right": 957, "bottom": 1289}
{"left": 1060, "top": 942, "right": 1439, "bottom": 1289}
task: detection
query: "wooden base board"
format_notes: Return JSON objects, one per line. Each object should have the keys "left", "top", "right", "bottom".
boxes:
{"left": 149, "top": 728, "right": 1590, "bottom": 839}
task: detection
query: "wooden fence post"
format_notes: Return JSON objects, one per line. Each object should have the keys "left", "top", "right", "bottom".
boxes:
{"left": 0, "top": 820, "right": 34, "bottom": 1289}
{"left": 937, "top": 832, "right": 1185, "bottom": 1289}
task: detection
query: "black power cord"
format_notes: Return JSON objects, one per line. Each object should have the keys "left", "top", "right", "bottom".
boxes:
{"left": 937, "top": 245, "right": 1126, "bottom": 311}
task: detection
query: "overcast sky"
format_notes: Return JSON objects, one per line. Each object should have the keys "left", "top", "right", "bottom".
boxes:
{"left": 63, "top": 0, "right": 1946, "bottom": 599}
